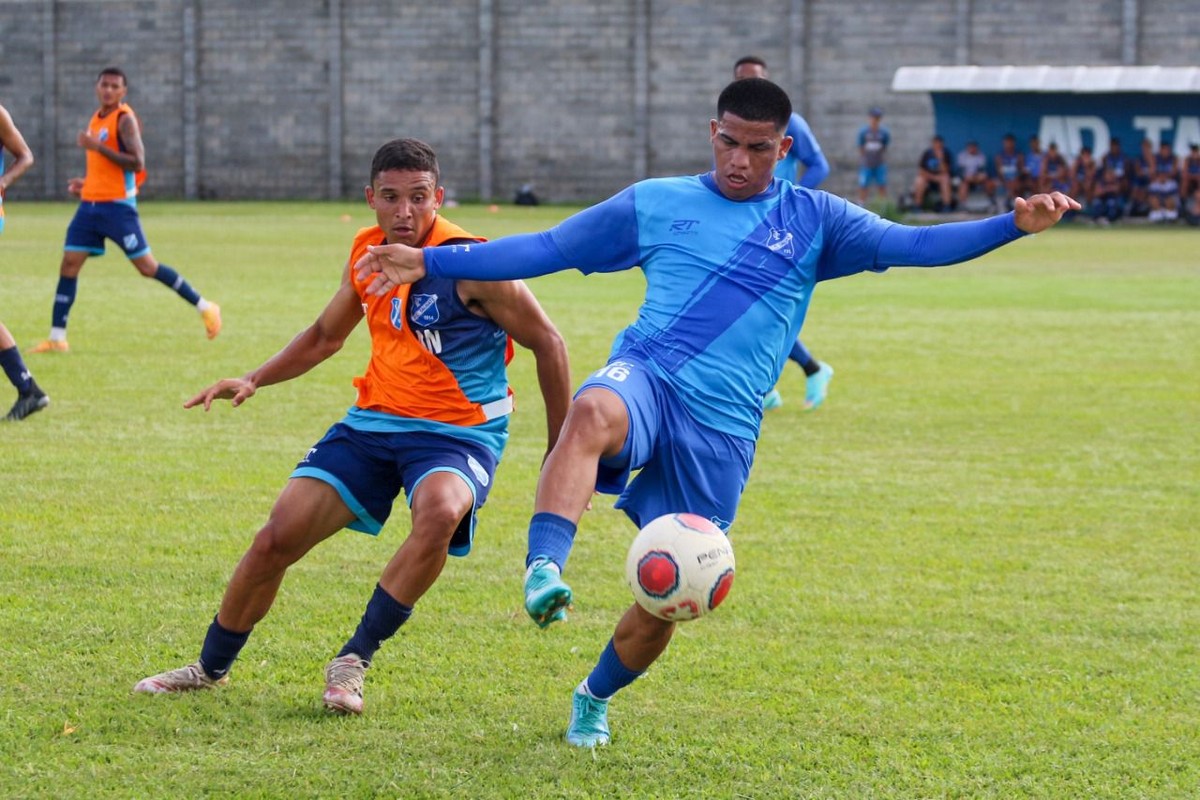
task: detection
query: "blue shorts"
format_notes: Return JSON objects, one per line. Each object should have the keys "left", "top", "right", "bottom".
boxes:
{"left": 64, "top": 201, "right": 150, "bottom": 259}
{"left": 859, "top": 164, "right": 888, "bottom": 188}
{"left": 290, "top": 423, "right": 498, "bottom": 556}
{"left": 580, "top": 357, "right": 756, "bottom": 532}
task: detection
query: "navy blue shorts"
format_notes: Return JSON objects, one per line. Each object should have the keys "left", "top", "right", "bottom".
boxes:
{"left": 64, "top": 201, "right": 150, "bottom": 259}
{"left": 579, "top": 357, "right": 755, "bottom": 532}
{"left": 290, "top": 423, "right": 498, "bottom": 556}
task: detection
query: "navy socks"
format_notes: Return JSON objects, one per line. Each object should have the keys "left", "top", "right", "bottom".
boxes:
{"left": 198, "top": 616, "right": 252, "bottom": 679}
{"left": 337, "top": 583, "right": 413, "bottom": 663}
{"left": 0, "top": 347, "right": 35, "bottom": 393}
{"left": 51, "top": 276, "right": 77, "bottom": 330}
{"left": 153, "top": 264, "right": 202, "bottom": 305}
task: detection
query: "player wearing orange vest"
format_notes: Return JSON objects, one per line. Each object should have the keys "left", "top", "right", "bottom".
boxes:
{"left": 30, "top": 67, "right": 220, "bottom": 354}
{"left": 134, "top": 138, "right": 572, "bottom": 716}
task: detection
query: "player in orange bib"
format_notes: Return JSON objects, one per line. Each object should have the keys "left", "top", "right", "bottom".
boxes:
{"left": 29, "top": 67, "right": 221, "bottom": 354}
{"left": 135, "top": 139, "right": 572, "bottom": 716}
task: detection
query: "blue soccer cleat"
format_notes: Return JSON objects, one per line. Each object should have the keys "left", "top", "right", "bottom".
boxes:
{"left": 804, "top": 362, "right": 834, "bottom": 410}
{"left": 566, "top": 687, "right": 611, "bottom": 747}
{"left": 524, "top": 556, "right": 572, "bottom": 628}
{"left": 762, "top": 388, "right": 783, "bottom": 411}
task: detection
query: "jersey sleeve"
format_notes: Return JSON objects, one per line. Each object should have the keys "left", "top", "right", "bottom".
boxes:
{"left": 424, "top": 186, "right": 642, "bottom": 281}
{"left": 813, "top": 194, "right": 894, "bottom": 280}
{"left": 816, "top": 207, "right": 1027, "bottom": 281}
{"left": 547, "top": 185, "right": 642, "bottom": 273}
{"left": 873, "top": 213, "right": 1026, "bottom": 267}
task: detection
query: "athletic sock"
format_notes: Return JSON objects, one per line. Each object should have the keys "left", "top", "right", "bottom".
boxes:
{"left": 788, "top": 338, "right": 820, "bottom": 376}
{"left": 153, "top": 264, "right": 202, "bottom": 305}
{"left": 583, "top": 638, "right": 644, "bottom": 699}
{"left": 0, "top": 347, "right": 34, "bottom": 393}
{"left": 198, "top": 615, "right": 252, "bottom": 679}
{"left": 51, "top": 276, "right": 78, "bottom": 330}
{"left": 526, "top": 512, "right": 577, "bottom": 571}
{"left": 337, "top": 583, "right": 413, "bottom": 662}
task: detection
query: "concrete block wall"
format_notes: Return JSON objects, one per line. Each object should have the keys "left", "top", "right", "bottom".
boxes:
{"left": 1, "top": 0, "right": 1196, "bottom": 204}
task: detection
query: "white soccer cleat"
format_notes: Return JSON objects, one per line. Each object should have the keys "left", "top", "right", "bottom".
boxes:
{"left": 134, "top": 661, "right": 228, "bottom": 693}
{"left": 322, "top": 654, "right": 369, "bottom": 715}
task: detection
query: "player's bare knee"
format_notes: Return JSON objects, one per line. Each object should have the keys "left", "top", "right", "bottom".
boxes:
{"left": 565, "top": 393, "right": 623, "bottom": 451}
{"left": 410, "top": 497, "right": 468, "bottom": 548}
{"left": 245, "top": 522, "right": 305, "bottom": 573}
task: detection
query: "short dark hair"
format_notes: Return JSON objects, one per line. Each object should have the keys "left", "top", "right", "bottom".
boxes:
{"left": 369, "top": 138, "right": 440, "bottom": 185}
{"left": 717, "top": 78, "right": 791, "bottom": 132}
{"left": 734, "top": 55, "right": 768, "bottom": 72}
{"left": 98, "top": 67, "right": 127, "bottom": 86}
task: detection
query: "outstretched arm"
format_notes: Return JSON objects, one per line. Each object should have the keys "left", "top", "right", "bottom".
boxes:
{"left": 354, "top": 231, "right": 568, "bottom": 295}
{"left": 355, "top": 187, "right": 642, "bottom": 293}
{"left": 184, "top": 265, "right": 364, "bottom": 410}
{"left": 874, "top": 191, "right": 1080, "bottom": 267}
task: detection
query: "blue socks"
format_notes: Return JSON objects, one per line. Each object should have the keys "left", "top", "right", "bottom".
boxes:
{"left": 153, "top": 264, "right": 202, "bottom": 305}
{"left": 338, "top": 583, "right": 413, "bottom": 662}
{"left": 51, "top": 276, "right": 77, "bottom": 330}
{"left": 526, "top": 512, "right": 577, "bottom": 571}
{"left": 584, "top": 639, "right": 644, "bottom": 699}
{"left": 0, "top": 347, "right": 34, "bottom": 394}
{"left": 198, "top": 616, "right": 252, "bottom": 679}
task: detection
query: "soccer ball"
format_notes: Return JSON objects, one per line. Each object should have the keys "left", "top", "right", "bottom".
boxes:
{"left": 625, "top": 513, "right": 735, "bottom": 621}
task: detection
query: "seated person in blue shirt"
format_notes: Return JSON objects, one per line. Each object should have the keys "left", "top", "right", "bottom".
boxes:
{"left": 355, "top": 78, "right": 1081, "bottom": 749}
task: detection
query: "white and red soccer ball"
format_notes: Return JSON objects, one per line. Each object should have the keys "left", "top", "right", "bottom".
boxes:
{"left": 625, "top": 512, "right": 735, "bottom": 621}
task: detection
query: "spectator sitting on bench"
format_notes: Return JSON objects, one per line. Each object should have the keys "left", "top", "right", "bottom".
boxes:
{"left": 912, "top": 134, "right": 953, "bottom": 212}
{"left": 955, "top": 139, "right": 995, "bottom": 211}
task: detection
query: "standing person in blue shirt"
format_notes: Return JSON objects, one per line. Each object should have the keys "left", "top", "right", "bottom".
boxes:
{"left": 857, "top": 106, "right": 890, "bottom": 206}
{"left": 355, "top": 78, "right": 1080, "bottom": 748}
{"left": 732, "top": 55, "right": 833, "bottom": 411}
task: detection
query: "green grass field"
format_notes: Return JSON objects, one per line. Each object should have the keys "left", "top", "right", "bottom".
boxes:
{"left": 1, "top": 201, "right": 1197, "bottom": 799}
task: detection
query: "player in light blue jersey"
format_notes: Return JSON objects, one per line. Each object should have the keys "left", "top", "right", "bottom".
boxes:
{"left": 355, "top": 78, "right": 1080, "bottom": 747}
{"left": 733, "top": 56, "right": 833, "bottom": 411}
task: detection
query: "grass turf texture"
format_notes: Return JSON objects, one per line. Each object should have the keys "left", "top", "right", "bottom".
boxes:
{"left": 1, "top": 201, "right": 1197, "bottom": 798}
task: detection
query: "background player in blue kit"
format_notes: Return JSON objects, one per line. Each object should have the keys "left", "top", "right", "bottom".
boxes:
{"left": 732, "top": 56, "right": 834, "bottom": 411}
{"left": 355, "top": 78, "right": 1080, "bottom": 748}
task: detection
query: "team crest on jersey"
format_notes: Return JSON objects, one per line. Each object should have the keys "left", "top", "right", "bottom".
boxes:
{"left": 389, "top": 297, "right": 405, "bottom": 330}
{"left": 410, "top": 293, "right": 440, "bottom": 326}
{"left": 96, "top": 129, "right": 110, "bottom": 143}
{"left": 766, "top": 229, "right": 794, "bottom": 257}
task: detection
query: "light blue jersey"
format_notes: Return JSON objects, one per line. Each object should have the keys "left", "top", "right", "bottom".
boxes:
{"left": 545, "top": 174, "right": 888, "bottom": 440}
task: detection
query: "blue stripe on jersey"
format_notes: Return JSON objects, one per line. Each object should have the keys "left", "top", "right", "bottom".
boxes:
{"left": 587, "top": 174, "right": 887, "bottom": 440}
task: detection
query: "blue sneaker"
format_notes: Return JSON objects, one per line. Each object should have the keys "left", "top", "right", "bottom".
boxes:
{"left": 762, "top": 388, "right": 783, "bottom": 411}
{"left": 566, "top": 687, "right": 611, "bottom": 747}
{"left": 804, "top": 362, "right": 834, "bottom": 410}
{"left": 524, "top": 556, "right": 572, "bottom": 628}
